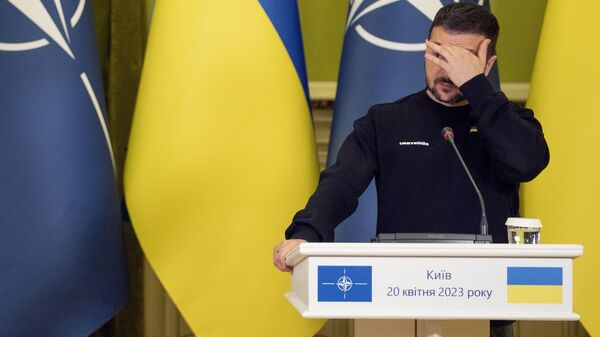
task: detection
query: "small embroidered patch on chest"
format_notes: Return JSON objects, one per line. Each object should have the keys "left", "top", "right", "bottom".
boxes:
{"left": 398, "top": 141, "right": 429, "bottom": 146}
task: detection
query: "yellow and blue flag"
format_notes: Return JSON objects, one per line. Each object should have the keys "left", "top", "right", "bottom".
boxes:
{"left": 125, "top": 1, "right": 323, "bottom": 336}
{"left": 0, "top": 1, "right": 129, "bottom": 336}
{"left": 523, "top": 1, "right": 600, "bottom": 334}
{"left": 506, "top": 267, "right": 563, "bottom": 304}
{"left": 331, "top": 0, "right": 498, "bottom": 242}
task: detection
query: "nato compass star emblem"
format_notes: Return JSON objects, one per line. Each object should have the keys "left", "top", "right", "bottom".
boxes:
{"left": 347, "top": 0, "right": 485, "bottom": 51}
{"left": 0, "top": 0, "right": 116, "bottom": 172}
{"left": 322, "top": 268, "right": 369, "bottom": 299}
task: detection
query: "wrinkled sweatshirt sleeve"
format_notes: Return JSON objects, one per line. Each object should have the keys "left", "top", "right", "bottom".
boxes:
{"left": 460, "top": 75, "right": 550, "bottom": 182}
{"left": 285, "top": 111, "right": 379, "bottom": 242}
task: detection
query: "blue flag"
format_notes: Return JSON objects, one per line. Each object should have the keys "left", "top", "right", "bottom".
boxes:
{"left": 318, "top": 266, "right": 372, "bottom": 302}
{"left": 0, "top": 1, "right": 129, "bottom": 336}
{"left": 330, "top": 0, "right": 498, "bottom": 242}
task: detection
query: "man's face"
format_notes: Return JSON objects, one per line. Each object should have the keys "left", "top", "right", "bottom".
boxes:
{"left": 425, "top": 26, "right": 489, "bottom": 106}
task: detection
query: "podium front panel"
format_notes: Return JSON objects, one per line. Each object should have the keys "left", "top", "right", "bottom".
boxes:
{"left": 285, "top": 243, "right": 582, "bottom": 320}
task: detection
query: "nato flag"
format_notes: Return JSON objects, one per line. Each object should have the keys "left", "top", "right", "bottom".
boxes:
{"left": 0, "top": 1, "right": 129, "bottom": 336}
{"left": 330, "top": 0, "right": 498, "bottom": 242}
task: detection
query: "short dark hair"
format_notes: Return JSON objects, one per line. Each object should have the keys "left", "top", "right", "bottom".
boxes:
{"left": 428, "top": 3, "right": 499, "bottom": 56}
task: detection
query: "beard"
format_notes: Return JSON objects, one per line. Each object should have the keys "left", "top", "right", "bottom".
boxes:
{"left": 428, "top": 76, "right": 464, "bottom": 104}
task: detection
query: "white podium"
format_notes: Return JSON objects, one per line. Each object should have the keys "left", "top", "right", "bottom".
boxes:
{"left": 285, "top": 243, "right": 582, "bottom": 337}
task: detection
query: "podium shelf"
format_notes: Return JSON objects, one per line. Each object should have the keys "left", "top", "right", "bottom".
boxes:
{"left": 287, "top": 243, "right": 583, "bottom": 266}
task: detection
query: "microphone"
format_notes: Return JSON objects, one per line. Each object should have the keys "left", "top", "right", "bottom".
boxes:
{"left": 441, "top": 127, "right": 489, "bottom": 238}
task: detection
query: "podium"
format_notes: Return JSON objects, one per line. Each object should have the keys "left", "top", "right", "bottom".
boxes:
{"left": 285, "top": 243, "right": 582, "bottom": 337}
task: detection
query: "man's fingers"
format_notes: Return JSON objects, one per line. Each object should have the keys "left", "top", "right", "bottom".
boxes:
{"left": 425, "top": 53, "right": 447, "bottom": 68}
{"left": 277, "top": 247, "right": 294, "bottom": 272}
{"left": 274, "top": 251, "right": 288, "bottom": 272}
{"left": 427, "top": 40, "right": 458, "bottom": 59}
{"left": 273, "top": 244, "right": 281, "bottom": 267}
{"left": 478, "top": 39, "right": 490, "bottom": 64}
{"left": 425, "top": 40, "right": 445, "bottom": 56}
{"left": 273, "top": 239, "right": 306, "bottom": 272}
{"left": 273, "top": 241, "right": 294, "bottom": 272}
{"left": 425, "top": 40, "right": 454, "bottom": 66}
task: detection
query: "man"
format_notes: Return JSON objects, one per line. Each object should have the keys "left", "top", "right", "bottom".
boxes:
{"left": 274, "top": 4, "right": 549, "bottom": 335}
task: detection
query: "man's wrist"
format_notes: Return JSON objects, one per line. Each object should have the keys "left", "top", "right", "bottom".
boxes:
{"left": 288, "top": 225, "right": 322, "bottom": 242}
{"left": 455, "top": 71, "right": 482, "bottom": 88}
{"left": 459, "top": 74, "right": 496, "bottom": 117}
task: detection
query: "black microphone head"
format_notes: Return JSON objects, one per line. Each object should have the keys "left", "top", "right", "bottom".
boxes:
{"left": 441, "top": 127, "right": 454, "bottom": 141}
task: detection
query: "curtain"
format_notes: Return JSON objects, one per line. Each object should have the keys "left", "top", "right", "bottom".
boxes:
{"left": 90, "top": 0, "right": 148, "bottom": 336}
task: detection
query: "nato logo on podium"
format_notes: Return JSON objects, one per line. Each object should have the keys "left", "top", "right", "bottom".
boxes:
{"left": 318, "top": 266, "right": 372, "bottom": 302}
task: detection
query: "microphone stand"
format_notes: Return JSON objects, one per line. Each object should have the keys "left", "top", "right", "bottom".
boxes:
{"left": 442, "top": 127, "right": 489, "bottom": 237}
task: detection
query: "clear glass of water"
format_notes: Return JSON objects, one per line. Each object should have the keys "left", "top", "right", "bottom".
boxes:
{"left": 505, "top": 218, "right": 542, "bottom": 244}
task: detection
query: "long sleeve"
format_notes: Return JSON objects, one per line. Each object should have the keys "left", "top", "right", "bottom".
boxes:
{"left": 285, "top": 111, "right": 379, "bottom": 242}
{"left": 460, "top": 75, "right": 550, "bottom": 182}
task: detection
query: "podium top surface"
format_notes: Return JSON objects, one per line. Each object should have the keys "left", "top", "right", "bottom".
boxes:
{"left": 286, "top": 243, "right": 583, "bottom": 266}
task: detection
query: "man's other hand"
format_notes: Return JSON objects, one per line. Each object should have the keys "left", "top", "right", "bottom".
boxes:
{"left": 273, "top": 239, "right": 307, "bottom": 272}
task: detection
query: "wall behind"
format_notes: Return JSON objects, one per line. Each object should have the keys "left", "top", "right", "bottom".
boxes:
{"left": 297, "top": 0, "right": 348, "bottom": 81}
{"left": 298, "top": 0, "right": 548, "bottom": 84}
{"left": 491, "top": 0, "right": 548, "bottom": 83}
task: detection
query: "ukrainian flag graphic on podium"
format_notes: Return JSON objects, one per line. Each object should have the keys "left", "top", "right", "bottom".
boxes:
{"left": 125, "top": 1, "right": 323, "bottom": 336}
{"left": 507, "top": 267, "right": 563, "bottom": 304}
{"left": 0, "top": 1, "right": 129, "bottom": 336}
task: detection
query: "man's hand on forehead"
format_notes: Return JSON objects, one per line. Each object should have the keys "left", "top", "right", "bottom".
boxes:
{"left": 425, "top": 38, "right": 492, "bottom": 88}
{"left": 429, "top": 41, "right": 478, "bottom": 56}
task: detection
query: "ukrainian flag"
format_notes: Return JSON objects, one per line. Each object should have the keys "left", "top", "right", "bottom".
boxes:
{"left": 125, "top": 1, "right": 323, "bottom": 336}
{"left": 522, "top": 1, "right": 600, "bottom": 334}
{"left": 507, "top": 267, "right": 563, "bottom": 304}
